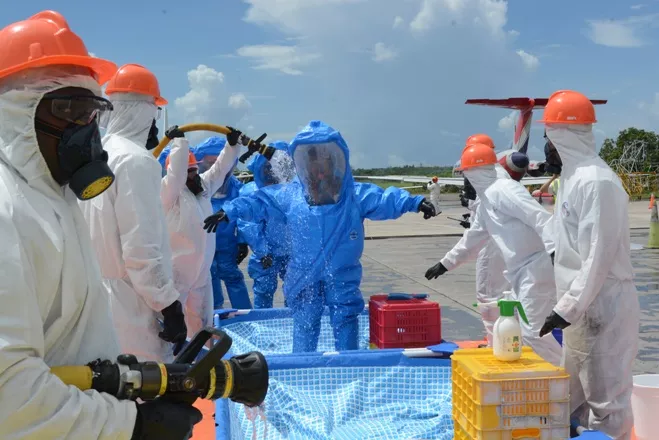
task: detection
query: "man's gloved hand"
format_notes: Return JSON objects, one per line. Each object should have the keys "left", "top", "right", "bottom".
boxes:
{"left": 460, "top": 194, "right": 470, "bottom": 208}
{"left": 165, "top": 125, "right": 185, "bottom": 139}
{"left": 462, "top": 213, "right": 470, "bottom": 220}
{"left": 261, "top": 255, "right": 274, "bottom": 269}
{"left": 131, "top": 399, "right": 203, "bottom": 440}
{"left": 459, "top": 220, "right": 471, "bottom": 229}
{"left": 237, "top": 244, "right": 249, "bottom": 265}
{"left": 203, "top": 210, "right": 229, "bottom": 233}
{"left": 539, "top": 311, "right": 571, "bottom": 337}
{"left": 550, "top": 252, "right": 555, "bottom": 266}
{"left": 226, "top": 126, "right": 243, "bottom": 147}
{"left": 158, "top": 301, "right": 187, "bottom": 356}
{"left": 425, "top": 262, "right": 448, "bottom": 280}
{"left": 418, "top": 199, "right": 437, "bottom": 219}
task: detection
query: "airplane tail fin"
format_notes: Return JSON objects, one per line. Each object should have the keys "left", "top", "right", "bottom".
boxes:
{"left": 465, "top": 97, "right": 607, "bottom": 154}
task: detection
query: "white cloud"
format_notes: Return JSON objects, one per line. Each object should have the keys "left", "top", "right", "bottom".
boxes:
{"left": 586, "top": 14, "right": 659, "bottom": 48}
{"left": 410, "top": 0, "right": 508, "bottom": 37}
{"left": 498, "top": 111, "right": 516, "bottom": 133}
{"left": 88, "top": 52, "right": 97, "bottom": 58}
{"left": 228, "top": 93, "right": 252, "bottom": 110}
{"left": 174, "top": 65, "right": 250, "bottom": 142}
{"left": 393, "top": 16, "right": 404, "bottom": 29}
{"left": 516, "top": 49, "right": 539, "bottom": 70}
{"left": 631, "top": 4, "right": 646, "bottom": 10}
{"left": 236, "top": 45, "right": 321, "bottom": 75}
{"left": 508, "top": 29, "right": 520, "bottom": 37}
{"left": 372, "top": 42, "right": 398, "bottom": 62}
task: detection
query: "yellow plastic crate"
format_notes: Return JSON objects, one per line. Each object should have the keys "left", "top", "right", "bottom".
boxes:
{"left": 452, "top": 347, "right": 570, "bottom": 436}
{"left": 454, "top": 417, "right": 571, "bottom": 440}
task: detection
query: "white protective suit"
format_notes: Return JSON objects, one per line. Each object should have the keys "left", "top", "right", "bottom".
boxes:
{"left": 454, "top": 164, "right": 562, "bottom": 366}
{"left": 428, "top": 181, "right": 442, "bottom": 213}
{"left": 161, "top": 138, "right": 240, "bottom": 337}
{"left": 80, "top": 93, "right": 179, "bottom": 363}
{"left": 0, "top": 66, "right": 136, "bottom": 438}
{"left": 546, "top": 125, "right": 639, "bottom": 439}
{"left": 443, "top": 166, "right": 512, "bottom": 346}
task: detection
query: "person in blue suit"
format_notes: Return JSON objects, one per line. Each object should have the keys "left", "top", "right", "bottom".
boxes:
{"left": 239, "top": 141, "right": 294, "bottom": 308}
{"left": 203, "top": 121, "right": 437, "bottom": 352}
{"left": 194, "top": 137, "right": 252, "bottom": 310}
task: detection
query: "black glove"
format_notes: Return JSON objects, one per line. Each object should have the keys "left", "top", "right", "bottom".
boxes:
{"left": 131, "top": 399, "right": 203, "bottom": 440}
{"left": 460, "top": 194, "right": 470, "bottom": 208}
{"left": 226, "top": 126, "right": 242, "bottom": 147}
{"left": 418, "top": 199, "right": 436, "bottom": 219}
{"left": 203, "top": 210, "right": 229, "bottom": 233}
{"left": 237, "top": 243, "right": 249, "bottom": 265}
{"left": 539, "top": 311, "right": 571, "bottom": 337}
{"left": 425, "top": 262, "right": 448, "bottom": 280}
{"left": 462, "top": 213, "right": 470, "bottom": 220}
{"left": 261, "top": 255, "right": 273, "bottom": 269}
{"left": 550, "top": 251, "right": 555, "bottom": 266}
{"left": 158, "top": 301, "right": 187, "bottom": 356}
{"left": 165, "top": 125, "right": 185, "bottom": 139}
{"left": 459, "top": 220, "right": 471, "bottom": 229}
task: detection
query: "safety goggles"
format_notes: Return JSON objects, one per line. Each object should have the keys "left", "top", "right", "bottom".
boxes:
{"left": 41, "top": 95, "right": 114, "bottom": 126}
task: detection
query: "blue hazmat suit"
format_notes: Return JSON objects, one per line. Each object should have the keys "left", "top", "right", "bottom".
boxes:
{"left": 238, "top": 141, "right": 293, "bottom": 308}
{"left": 221, "top": 121, "right": 425, "bottom": 352}
{"left": 194, "top": 137, "right": 252, "bottom": 310}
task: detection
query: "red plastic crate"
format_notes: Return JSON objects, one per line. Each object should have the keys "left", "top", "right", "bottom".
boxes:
{"left": 369, "top": 294, "right": 442, "bottom": 349}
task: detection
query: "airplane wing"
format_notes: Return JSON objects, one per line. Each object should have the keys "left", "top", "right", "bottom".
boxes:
{"left": 354, "top": 175, "right": 550, "bottom": 187}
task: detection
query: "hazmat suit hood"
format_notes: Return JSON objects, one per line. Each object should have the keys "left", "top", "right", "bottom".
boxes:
{"left": 103, "top": 92, "right": 157, "bottom": 149}
{"left": 288, "top": 120, "right": 352, "bottom": 207}
{"left": 463, "top": 165, "right": 498, "bottom": 196}
{"left": 0, "top": 65, "right": 102, "bottom": 196}
{"left": 247, "top": 140, "right": 293, "bottom": 188}
{"left": 545, "top": 124, "right": 596, "bottom": 174}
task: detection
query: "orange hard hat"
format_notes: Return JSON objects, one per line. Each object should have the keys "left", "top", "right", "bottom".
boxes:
{"left": 165, "top": 150, "right": 198, "bottom": 170}
{"left": 0, "top": 11, "right": 117, "bottom": 84}
{"left": 105, "top": 64, "right": 167, "bottom": 106}
{"left": 432, "top": 176, "right": 438, "bottom": 183}
{"left": 538, "top": 90, "right": 596, "bottom": 125}
{"left": 465, "top": 133, "right": 495, "bottom": 149}
{"left": 458, "top": 143, "right": 497, "bottom": 171}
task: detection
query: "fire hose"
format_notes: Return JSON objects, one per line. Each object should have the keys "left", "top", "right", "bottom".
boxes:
{"left": 51, "top": 328, "right": 269, "bottom": 407}
{"left": 151, "top": 123, "right": 276, "bottom": 164}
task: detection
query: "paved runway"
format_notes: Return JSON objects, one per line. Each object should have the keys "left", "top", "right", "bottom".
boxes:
{"left": 233, "top": 198, "right": 658, "bottom": 374}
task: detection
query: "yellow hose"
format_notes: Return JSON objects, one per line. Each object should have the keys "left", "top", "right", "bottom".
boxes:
{"left": 51, "top": 366, "right": 93, "bottom": 390}
{"left": 152, "top": 123, "right": 231, "bottom": 159}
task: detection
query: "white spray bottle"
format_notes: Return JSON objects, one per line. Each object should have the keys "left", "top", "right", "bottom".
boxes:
{"left": 493, "top": 299, "right": 529, "bottom": 361}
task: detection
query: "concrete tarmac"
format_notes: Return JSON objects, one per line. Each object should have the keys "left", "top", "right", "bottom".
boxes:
{"left": 232, "top": 197, "right": 658, "bottom": 374}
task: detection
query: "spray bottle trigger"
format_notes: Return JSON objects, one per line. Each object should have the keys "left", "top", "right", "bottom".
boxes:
{"left": 513, "top": 302, "right": 529, "bottom": 325}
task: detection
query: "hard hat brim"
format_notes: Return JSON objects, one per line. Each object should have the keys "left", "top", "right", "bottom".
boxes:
{"left": 0, "top": 54, "right": 118, "bottom": 85}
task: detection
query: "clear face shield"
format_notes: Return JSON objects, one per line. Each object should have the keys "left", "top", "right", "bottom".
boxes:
{"left": 293, "top": 142, "right": 346, "bottom": 205}
{"left": 261, "top": 149, "right": 295, "bottom": 186}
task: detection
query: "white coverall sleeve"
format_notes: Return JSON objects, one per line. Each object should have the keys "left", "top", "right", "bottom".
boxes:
{"left": 554, "top": 181, "right": 624, "bottom": 324}
{"left": 160, "top": 138, "right": 190, "bottom": 212}
{"left": 0, "top": 217, "right": 136, "bottom": 439}
{"left": 115, "top": 155, "right": 179, "bottom": 312}
{"left": 499, "top": 186, "right": 555, "bottom": 255}
{"left": 440, "top": 206, "right": 490, "bottom": 271}
{"left": 201, "top": 145, "right": 241, "bottom": 197}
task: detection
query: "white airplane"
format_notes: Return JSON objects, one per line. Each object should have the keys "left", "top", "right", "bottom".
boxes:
{"left": 355, "top": 95, "right": 608, "bottom": 189}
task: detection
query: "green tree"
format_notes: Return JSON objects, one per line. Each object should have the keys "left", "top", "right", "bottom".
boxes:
{"left": 599, "top": 128, "right": 659, "bottom": 172}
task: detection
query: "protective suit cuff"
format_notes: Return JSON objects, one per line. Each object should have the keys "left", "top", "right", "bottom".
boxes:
{"left": 440, "top": 257, "right": 455, "bottom": 271}
{"left": 554, "top": 298, "right": 578, "bottom": 325}
{"left": 171, "top": 137, "right": 189, "bottom": 150}
{"left": 147, "top": 288, "right": 180, "bottom": 313}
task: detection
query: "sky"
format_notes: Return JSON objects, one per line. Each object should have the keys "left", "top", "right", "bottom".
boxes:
{"left": 3, "top": 0, "right": 659, "bottom": 167}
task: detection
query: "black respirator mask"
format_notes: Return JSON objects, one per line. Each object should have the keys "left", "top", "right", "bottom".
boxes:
{"left": 35, "top": 119, "right": 115, "bottom": 200}
{"left": 186, "top": 172, "right": 204, "bottom": 196}
{"left": 145, "top": 119, "right": 160, "bottom": 151}
{"left": 544, "top": 139, "right": 562, "bottom": 175}
{"left": 460, "top": 177, "right": 477, "bottom": 207}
